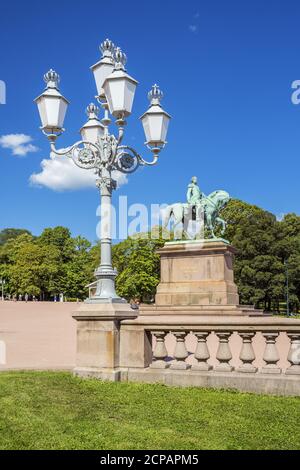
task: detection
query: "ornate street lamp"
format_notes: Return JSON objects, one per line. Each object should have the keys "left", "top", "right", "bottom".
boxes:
{"left": 35, "top": 39, "right": 171, "bottom": 303}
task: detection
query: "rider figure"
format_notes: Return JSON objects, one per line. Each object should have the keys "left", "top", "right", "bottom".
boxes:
{"left": 186, "top": 176, "right": 205, "bottom": 223}
{"left": 187, "top": 176, "right": 204, "bottom": 205}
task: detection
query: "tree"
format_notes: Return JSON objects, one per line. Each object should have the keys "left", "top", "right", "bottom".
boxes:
{"left": 0, "top": 227, "right": 95, "bottom": 300}
{"left": 64, "top": 236, "right": 94, "bottom": 299}
{"left": 274, "top": 213, "right": 300, "bottom": 312}
{"left": 38, "top": 226, "right": 74, "bottom": 263}
{"left": 0, "top": 228, "right": 31, "bottom": 246}
{"left": 5, "top": 235, "right": 61, "bottom": 297}
{"left": 112, "top": 233, "right": 165, "bottom": 301}
{"left": 221, "top": 199, "right": 285, "bottom": 310}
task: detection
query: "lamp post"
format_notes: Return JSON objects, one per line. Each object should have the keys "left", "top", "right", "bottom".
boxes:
{"left": 35, "top": 39, "right": 171, "bottom": 304}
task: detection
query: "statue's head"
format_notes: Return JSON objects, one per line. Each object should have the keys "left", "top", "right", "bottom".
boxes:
{"left": 191, "top": 176, "right": 197, "bottom": 184}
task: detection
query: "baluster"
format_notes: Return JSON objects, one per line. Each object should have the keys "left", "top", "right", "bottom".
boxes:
{"left": 261, "top": 332, "right": 281, "bottom": 374}
{"left": 192, "top": 332, "right": 212, "bottom": 371}
{"left": 237, "top": 332, "right": 257, "bottom": 373}
{"left": 170, "top": 331, "right": 190, "bottom": 370}
{"left": 286, "top": 333, "right": 300, "bottom": 375}
{"left": 215, "top": 332, "right": 234, "bottom": 372}
{"left": 150, "top": 331, "right": 169, "bottom": 368}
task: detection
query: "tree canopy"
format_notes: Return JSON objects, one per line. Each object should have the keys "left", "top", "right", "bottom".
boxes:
{"left": 0, "top": 228, "right": 31, "bottom": 246}
{"left": 220, "top": 200, "right": 300, "bottom": 311}
{"left": 0, "top": 227, "right": 95, "bottom": 300}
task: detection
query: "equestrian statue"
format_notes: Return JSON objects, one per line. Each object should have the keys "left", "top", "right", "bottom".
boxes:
{"left": 163, "top": 176, "right": 230, "bottom": 240}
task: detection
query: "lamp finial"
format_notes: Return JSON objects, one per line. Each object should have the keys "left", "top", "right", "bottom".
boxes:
{"left": 148, "top": 84, "right": 163, "bottom": 106}
{"left": 44, "top": 69, "right": 60, "bottom": 89}
{"left": 100, "top": 38, "right": 115, "bottom": 58}
{"left": 86, "top": 103, "right": 100, "bottom": 120}
{"left": 114, "top": 47, "right": 127, "bottom": 70}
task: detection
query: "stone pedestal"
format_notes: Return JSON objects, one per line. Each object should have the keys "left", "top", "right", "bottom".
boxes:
{"left": 155, "top": 240, "right": 239, "bottom": 307}
{"left": 139, "top": 239, "right": 263, "bottom": 317}
{"left": 72, "top": 301, "right": 137, "bottom": 381}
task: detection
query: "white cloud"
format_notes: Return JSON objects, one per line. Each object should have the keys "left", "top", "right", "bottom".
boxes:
{"left": 29, "top": 150, "right": 128, "bottom": 191}
{"left": 0, "top": 134, "right": 39, "bottom": 156}
{"left": 189, "top": 25, "right": 198, "bottom": 33}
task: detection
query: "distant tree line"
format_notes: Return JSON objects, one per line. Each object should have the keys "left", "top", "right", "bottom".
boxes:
{"left": 0, "top": 199, "right": 299, "bottom": 311}
{"left": 221, "top": 200, "right": 300, "bottom": 312}
{"left": 0, "top": 227, "right": 98, "bottom": 301}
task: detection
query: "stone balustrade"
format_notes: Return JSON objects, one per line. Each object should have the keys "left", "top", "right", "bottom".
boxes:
{"left": 118, "top": 315, "right": 300, "bottom": 396}
{"left": 149, "top": 329, "right": 300, "bottom": 375}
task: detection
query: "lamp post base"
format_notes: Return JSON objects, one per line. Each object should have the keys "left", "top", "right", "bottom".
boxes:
{"left": 90, "top": 265, "right": 122, "bottom": 303}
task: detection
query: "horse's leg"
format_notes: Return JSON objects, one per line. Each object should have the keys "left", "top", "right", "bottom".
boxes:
{"left": 195, "top": 204, "right": 204, "bottom": 239}
{"left": 215, "top": 216, "right": 227, "bottom": 235}
{"left": 182, "top": 216, "right": 191, "bottom": 239}
{"left": 162, "top": 205, "right": 173, "bottom": 230}
{"left": 206, "top": 213, "right": 214, "bottom": 238}
{"left": 172, "top": 206, "right": 184, "bottom": 239}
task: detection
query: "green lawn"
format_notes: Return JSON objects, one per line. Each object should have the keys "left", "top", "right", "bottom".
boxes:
{"left": 0, "top": 371, "right": 299, "bottom": 450}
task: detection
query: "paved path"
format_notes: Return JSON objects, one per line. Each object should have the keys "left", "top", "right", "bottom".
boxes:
{"left": 0, "top": 302, "right": 76, "bottom": 371}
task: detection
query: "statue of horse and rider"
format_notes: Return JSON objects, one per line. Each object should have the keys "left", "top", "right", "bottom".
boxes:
{"left": 163, "top": 176, "right": 230, "bottom": 239}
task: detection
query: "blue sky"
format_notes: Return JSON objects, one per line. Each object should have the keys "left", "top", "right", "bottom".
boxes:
{"left": 0, "top": 0, "right": 300, "bottom": 242}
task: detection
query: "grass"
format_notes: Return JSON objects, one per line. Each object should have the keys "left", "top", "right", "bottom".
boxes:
{"left": 276, "top": 314, "right": 300, "bottom": 319}
{"left": 0, "top": 371, "right": 299, "bottom": 450}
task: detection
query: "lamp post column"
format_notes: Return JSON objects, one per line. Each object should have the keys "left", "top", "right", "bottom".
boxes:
{"left": 92, "top": 169, "right": 121, "bottom": 302}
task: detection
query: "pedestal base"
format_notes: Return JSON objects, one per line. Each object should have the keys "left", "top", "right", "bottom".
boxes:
{"left": 260, "top": 366, "right": 282, "bottom": 375}
{"left": 140, "top": 304, "right": 264, "bottom": 317}
{"left": 285, "top": 365, "right": 300, "bottom": 375}
{"left": 191, "top": 363, "right": 213, "bottom": 371}
{"left": 150, "top": 360, "right": 169, "bottom": 369}
{"left": 155, "top": 240, "right": 239, "bottom": 307}
{"left": 215, "top": 364, "right": 234, "bottom": 373}
{"left": 237, "top": 364, "right": 258, "bottom": 373}
{"left": 170, "top": 361, "right": 191, "bottom": 370}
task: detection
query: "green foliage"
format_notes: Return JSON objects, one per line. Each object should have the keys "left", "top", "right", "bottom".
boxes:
{"left": 0, "top": 227, "right": 93, "bottom": 300}
{"left": 220, "top": 200, "right": 300, "bottom": 311}
{"left": 113, "top": 233, "right": 165, "bottom": 301}
{"left": 64, "top": 236, "right": 94, "bottom": 299}
{"left": 0, "top": 371, "right": 299, "bottom": 450}
{"left": 0, "top": 228, "right": 32, "bottom": 246}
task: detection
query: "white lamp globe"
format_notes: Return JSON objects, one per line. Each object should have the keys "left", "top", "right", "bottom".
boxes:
{"left": 103, "top": 48, "right": 138, "bottom": 118}
{"left": 140, "top": 84, "right": 171, "bottom": 146}
{"left": 34, "top": 69, "right": 69, "bottom": 133}
{"left": 90, "top": 39, "right": 115, "bottom": 99}
{"left": 80, "top": 103, "right": 104, "bottom": 144}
